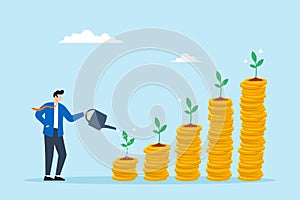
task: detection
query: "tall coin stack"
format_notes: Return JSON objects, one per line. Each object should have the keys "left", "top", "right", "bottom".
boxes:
{"left": 238, "top": 78, "right": 267, "bottom": 181}
{"left": 206, "top": 98, "right": 234, "bottom": 181}
{"left": 143, "top": 144, "right": 170, "bottom": 181}
{"left": 175, "top": 125, "right": 202, "bottom": 181}
{"left": 112, "top": 158, "right": 138, "bottom": 181}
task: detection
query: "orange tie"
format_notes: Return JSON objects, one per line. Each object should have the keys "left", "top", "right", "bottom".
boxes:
{"left": 32, "top": 104, "right": 57, "bottom": 111}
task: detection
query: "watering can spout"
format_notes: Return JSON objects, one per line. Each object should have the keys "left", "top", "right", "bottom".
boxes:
{"left": 85, "top": 109, "right": 117, "bottom": 131}
{"left": 103, "top": 124, "right": 117, "bottom": 130}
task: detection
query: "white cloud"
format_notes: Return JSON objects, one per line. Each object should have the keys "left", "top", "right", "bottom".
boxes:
{"left": 59, "top": 30, "right": 122, "bottom": 44}
{"left": 171, "top": 53, "right": 201, "bottom": 63}
{"left": 258, "top": 49, "right": 263, "bottom": 54}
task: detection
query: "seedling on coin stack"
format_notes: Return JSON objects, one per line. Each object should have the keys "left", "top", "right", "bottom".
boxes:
{"left": 249, "top": 51, "right": 264, "bottom": 81}
{"left": 152, "top": 117, "right": 167, "bottom": 147}
{"left": 214, "top": 71, "right": 229, "bottom": 100}
{"left": 184, "top": 97, "right": 199, "bottom": 127}
{"left": 120, "top": 131, "right": 135, "bottom": 160}
{"left": 112, "top": 130, "right": 138, "bottom": 181}
{"left": 206, "top": 71, "right": 234, "bottom": 181}
{"left": 238, "top": 50, "right": 267, "bottom": 181}
{"left": 143, "top": 117, "right": 170, "bottom": 181}
{"left": 175, "top": 97, "right": 203, "bottom": 181}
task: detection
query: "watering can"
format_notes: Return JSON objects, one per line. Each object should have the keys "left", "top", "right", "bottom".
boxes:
{"left": 85, "top": 109, "right": 116, "bottom": 131}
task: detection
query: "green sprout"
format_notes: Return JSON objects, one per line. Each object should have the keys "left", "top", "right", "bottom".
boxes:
{"left": 214, "top": 71, "right": 229, "bottom": 98}
{"left": 184, "top": 97, "right": 199, "bottom": 124}
{"left": 249, "top": 51, "right": 264, "bottom": 78}
{"left": 121, "top": 131, "right": 135, "bottom": 158}
{"left": 153, "top": 117, "right": 167, "bottom": 144}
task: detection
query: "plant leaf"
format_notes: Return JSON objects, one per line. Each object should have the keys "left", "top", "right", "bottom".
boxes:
{"left": 160, "top": 124, "right": 167, "bottom": 133}
{"left": 122, "top": 131, "right": 128, "bottom": 142}
{"left": 153, "top": 130, "right": 159, "bottom": 134}
{"left": 186, "top": 97, "right": 192, "bottom": 108}
{"left": 154, "top": 117, "right": 160, "bottom": 128}
{"left": 214, "top": 83, "right": 221, "bottom": 88}
{"left": 191, "top": 105, "right": 198, "bottom": 113}
{"left": 251, "top": 51, "right": 257, "bottom": 63}
{"left": 216, "top": 71, "right": 222, "bottom": 82}
{"left": 250, "top": 64, "right": 257, "bottom": 68}
{"left": 121, "top": 143, "right": 127, "bottom": 147}
{"left": 127, "top": 138, "right": 135, "bottom": 146}
{"left": 256, "top": 59, "right": 264, "bottom": 67}
{"left": 221, "top": 79, "right": 229, "bottom": 86}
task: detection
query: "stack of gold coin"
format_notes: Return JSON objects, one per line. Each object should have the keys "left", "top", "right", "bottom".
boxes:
{"left": 175, "top": 124, "right": 202, "bottom": 181}
{"left": 112, "top": 158, "right": 138, "bottom": 181}
{"left": 238, "top": 78, "right": 267, "bottom": 181}
{"left": 143, "top": 144, "right": 170, "bottom": 181}
{"left": 206, "top": 98, "right": 234, "bottom": 181}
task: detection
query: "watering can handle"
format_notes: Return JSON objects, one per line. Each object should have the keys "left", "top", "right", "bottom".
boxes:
{"left": 85, "top": 109, "right": 96, "bottom": 122}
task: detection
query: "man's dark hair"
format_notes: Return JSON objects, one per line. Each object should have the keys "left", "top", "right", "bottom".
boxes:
{"left": 53, "top": 90, "right": 64, "bottom": 98}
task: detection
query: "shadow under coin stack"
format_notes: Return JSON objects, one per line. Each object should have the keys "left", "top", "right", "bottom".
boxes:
{"left": 175, "top": 125, "right": 202, "bottom": 181}
{"left": 206, "top": 98, "right": 234, "bottom": 181}
{"left": 238, "top": 78, "right": 267, "bottom": 181}
{"left": 112, "top": 158, "right": 138, "bottom": 181}
{"left": 143, "top": 144, "right": 170, "bottom": 181}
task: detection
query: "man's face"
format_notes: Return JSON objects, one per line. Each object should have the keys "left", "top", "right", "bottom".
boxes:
{"left": 55, "top": 94, "right": 62, "bottom": 102}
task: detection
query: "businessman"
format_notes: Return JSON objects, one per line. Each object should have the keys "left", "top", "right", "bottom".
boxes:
{"left": 34, "top": 90, "right": 85, "bottom": 181}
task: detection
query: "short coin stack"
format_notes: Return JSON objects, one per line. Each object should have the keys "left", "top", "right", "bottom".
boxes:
{"left": 206, "top": 98, "right": 234, "bottom": 181}
{"left": 238, "top": 78, "right": 267, "bottom": 181}
{"left": 112, "top": 158, "right": 138, "bottom": 181}
{"left": 175, "top": 125, "right": 202, "bottom": 181}
{"left": 143, "top": 144, "right": 170, "bottom": 181}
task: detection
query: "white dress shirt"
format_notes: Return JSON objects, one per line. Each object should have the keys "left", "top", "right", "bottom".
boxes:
{"left": 53, "top": 103, "right": 58, "bottom": 128}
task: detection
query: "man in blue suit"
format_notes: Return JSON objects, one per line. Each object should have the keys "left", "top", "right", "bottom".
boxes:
{"left": 35, "top": 90, "right": 85, "bottom": 181}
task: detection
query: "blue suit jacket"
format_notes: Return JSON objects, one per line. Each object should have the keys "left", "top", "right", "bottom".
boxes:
{"left": 35, "top": 102, "right": 84, "bottom": 137}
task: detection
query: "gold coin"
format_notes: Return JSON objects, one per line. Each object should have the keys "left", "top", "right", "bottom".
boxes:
{"left": 238, "top": 175, "right": 263, "bottom": 181}
{"left": 239, "top": 148, "right": 264, "bottom": 155}
{"left": 208, "top": 107, "right": 233, "bottom": 114}
{"left": 240, "top": 130, "right": 265, "bottom": 137}
{"left": 207, "top": 162, "right": 231, "bottom": 169}
{"left": 206, "top": 167, "right": 231, "bottom": 174}
{"left": 242, "top": 88, "right": 266, "bottom": 97}
{"left": 208, "top": 107, "right": 234, "bottom": 113}
{"left": 144, "top": 166, "right": 168, "bottom": 173}
{"left": 241, "top": 125, "right": 266, "bottom": 132}
{"left": 144, "top": 174, "right": 168, "bottom": 181}
{"left": 176, "top": 161, "right": 200, "bottom": 169}
{"left": 239, "top": 155, "right": 263, "bottom": 162}
{"left": 241, "top": 78, "right": 267, "bottom": 85}
{"left": 238, "top": 162, "right": 262, "bottom": 169}
{"left": 177, "top": 157, "right": 201, "bottom": 164}
{"left": 207, "top": 173, "right": 232, "bottom": 181}
{"left": 209, "top": 98, "right": 232, "bottom": 106}
{"left": 175, "top": 167, "right": 199, "bottom": 174}
{"left": 176, "top": 170, "right": 200, "bottom": 177}
{"left": 176, "top": 175, "right": 200, "bottom": 181}
{"left": 112, "top": 175, "right": 137, "bottom": 181}
{"left": 144, "top": 169, "right": 169, "bottom": 176}
{"left": 112, "top": 171, "right": 137, "bottom": 177}
{"left": 242, "top": 120, "right": 266, "bottom": 127}
{"left": 240, "top": 96, "right": 266, "bottom": 103}
{"left": 176, "top": 124, "right": 202, "bottom": 132}
{"left": 144, "top": 144, "right": 170, "bottom": 153}
{"left": 113, "top": 158, "right": 138, "bottom": 164}
{"left": 238, "top": 170, "right": 263, "bottom": 178}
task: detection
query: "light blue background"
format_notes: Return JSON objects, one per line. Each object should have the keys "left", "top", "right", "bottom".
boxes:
{"left": 1, "top": 0, "right": 299, "bottom": 199}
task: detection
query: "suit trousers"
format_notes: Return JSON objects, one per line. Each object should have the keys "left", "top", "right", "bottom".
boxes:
{"left": 44, "top": 129, "right": 67, "bottom": 175}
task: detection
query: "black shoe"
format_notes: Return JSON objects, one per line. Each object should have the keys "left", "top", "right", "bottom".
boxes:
{"left": 54, "top": 176, "right": 65, "bottom": 181}
{"left": 44, "top": 176, "right": 54, "bottom": 181}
